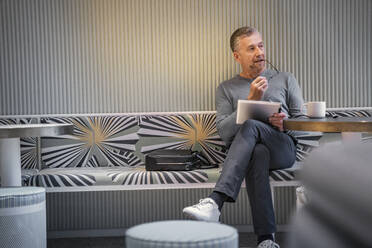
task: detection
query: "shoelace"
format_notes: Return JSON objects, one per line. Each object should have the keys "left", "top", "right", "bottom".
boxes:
{"left": 192, "top": 199, "right": 214, "bottom": 210}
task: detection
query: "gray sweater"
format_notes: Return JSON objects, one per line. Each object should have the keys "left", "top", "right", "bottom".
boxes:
{"left": 216, "top": 69, "right": 304, "bottom": 145}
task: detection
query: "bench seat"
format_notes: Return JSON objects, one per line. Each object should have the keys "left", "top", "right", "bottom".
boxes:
{"left": 26, "top": 162, "right": 304, "bottom": 188}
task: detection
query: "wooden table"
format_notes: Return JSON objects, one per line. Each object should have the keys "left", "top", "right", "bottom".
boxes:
{"left": 284, "top": 117, "right": 372, "bottom": 141}
{"left": 284, "top": 117, "right": 372, "bottom": 133}
{"left": 0, "top": 123, "right": 73, "bottom": 186}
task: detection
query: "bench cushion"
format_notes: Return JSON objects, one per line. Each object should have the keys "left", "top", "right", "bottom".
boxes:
{"left": 26, "top": 162, "right": 303, "bottom": 187}
{"left": 27, "top": 167, "right": 211, "bottom": 187}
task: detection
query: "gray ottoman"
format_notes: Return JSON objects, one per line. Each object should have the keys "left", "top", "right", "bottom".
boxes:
{"left": 0, "top": 187, "right": 46, "bottom": 248}
{"left": 125, "top": 220, "right": 238, "bottom": 248}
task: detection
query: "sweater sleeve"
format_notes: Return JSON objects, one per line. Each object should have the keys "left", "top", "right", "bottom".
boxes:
{"left": 285, "top": 74, "right": 309, "bottom": 138}
{"left": 287, "top": 74, "right": 304, "bottom": 118}
{"left": 215, "top": 84, "right": 240, "bottom": 145}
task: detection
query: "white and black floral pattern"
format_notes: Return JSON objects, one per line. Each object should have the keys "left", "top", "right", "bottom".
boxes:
{"left": 40, "top": 116, "right": 141, "bottom": 168}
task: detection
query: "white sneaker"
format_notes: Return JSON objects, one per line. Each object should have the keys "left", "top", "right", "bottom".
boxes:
{"left": 257, "top": 240, "right": 280, "bottom": 248}
{"left": 183, "top": 198, "right": 220, "bottom": 222}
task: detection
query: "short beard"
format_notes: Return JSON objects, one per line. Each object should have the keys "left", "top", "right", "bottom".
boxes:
{"left": 248, "top": 64, "right": 265, "bottom": 76}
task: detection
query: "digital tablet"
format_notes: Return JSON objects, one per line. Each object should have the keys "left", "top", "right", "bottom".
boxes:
{"left": 236, "top": 100, "right": 281, "bottom": 124}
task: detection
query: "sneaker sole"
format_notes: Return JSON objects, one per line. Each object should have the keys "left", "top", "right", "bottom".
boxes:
{"left": 183, "top": 211, "right": 199, "bottom": 221}
{"left": 183, "top": 211, "right": 220, "bottom": 223}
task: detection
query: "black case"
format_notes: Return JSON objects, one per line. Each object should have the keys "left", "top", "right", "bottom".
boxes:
{"left": 145, "top": 150, "right": 201, "bottom": 171}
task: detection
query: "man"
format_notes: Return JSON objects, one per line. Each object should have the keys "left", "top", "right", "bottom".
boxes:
{"left": 183, "top": 26, "right": 303, "bottom": 248}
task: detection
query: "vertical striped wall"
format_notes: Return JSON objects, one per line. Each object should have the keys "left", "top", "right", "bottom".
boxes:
{"left": 1, "top": 0, "right": 371, "bottom": 115}
{"left": 45, "top": 186, "right": 296, "bottom": 234}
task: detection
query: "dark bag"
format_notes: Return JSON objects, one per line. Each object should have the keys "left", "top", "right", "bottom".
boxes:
{"left": 145, "top": 149, "right": 216, "bottom": 171}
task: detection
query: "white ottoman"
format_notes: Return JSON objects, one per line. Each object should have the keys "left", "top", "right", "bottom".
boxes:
{"left": 126, "top": 220, "right": 238, "bottom": 248}
{"left": 0, "top": 187, "right": 46, "bottom": 248}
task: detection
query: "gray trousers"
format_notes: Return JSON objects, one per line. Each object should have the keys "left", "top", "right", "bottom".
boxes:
{"left": 214, "top": 119, "right": 297, "bottom": 235}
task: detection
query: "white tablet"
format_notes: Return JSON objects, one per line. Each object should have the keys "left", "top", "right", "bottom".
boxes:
{"left": 236, "top": 100, "right": 281, "bottom": 124}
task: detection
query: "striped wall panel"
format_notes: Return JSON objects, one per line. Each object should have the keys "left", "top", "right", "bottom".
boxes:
{"left": 45, "top": 186, "right": 295, "bottom": 233}
{"left": 1, "top": 0, "right": 371, "bottom": 115}
{"left": 274, "top": 186, "right": 297, "bottom": 224}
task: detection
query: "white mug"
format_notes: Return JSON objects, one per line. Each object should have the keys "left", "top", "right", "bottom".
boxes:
{"left": 302, "top": 101, "right": 326, "bottom": 118}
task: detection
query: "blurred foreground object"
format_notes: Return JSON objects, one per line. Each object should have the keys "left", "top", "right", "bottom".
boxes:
{"left": 126, "top": 220, "right": 238, "bottom": 248}
{"left": 287, "top": 142, "right": 372, "bottom": 247}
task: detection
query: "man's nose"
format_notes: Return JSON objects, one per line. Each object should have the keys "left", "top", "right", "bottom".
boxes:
{"left": 256, "top": 47, "right": 264, "bottom": 56}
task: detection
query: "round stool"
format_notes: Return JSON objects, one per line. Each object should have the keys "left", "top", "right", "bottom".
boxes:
{"left": 0, "top": 187, "right": 46, "bottom": 248}
{"left": 125, "top": 220, "right": 238, "bottom": 248}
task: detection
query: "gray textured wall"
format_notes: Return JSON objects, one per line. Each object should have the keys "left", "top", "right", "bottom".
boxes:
{"left": 1, "top": 0, "right": 371, "bottom": 115}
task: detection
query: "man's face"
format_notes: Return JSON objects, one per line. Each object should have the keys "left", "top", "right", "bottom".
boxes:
{"left": 233, "top": 32, "right": 265, "bottom": 74}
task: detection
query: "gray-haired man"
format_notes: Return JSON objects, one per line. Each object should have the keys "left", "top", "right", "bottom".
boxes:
{"left": 183, "top": 27, "right": 303, "bottom": 248}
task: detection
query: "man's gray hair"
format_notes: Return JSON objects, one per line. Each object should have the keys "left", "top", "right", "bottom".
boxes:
{"left": 230, "top": 26, "right": 258, "bottom": 52}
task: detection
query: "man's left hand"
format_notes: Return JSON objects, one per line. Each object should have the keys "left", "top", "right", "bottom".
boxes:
{"left": 269, "top": 112, "right": 287, "bottom": 132}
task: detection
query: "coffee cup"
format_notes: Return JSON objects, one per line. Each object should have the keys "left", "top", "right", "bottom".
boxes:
{"left": 302, "top": 101, "right": 326, "bottom": 118}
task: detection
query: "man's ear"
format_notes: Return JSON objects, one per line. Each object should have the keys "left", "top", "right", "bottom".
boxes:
{"left": 233, "top": 51, "right": 240, "bottom": 63}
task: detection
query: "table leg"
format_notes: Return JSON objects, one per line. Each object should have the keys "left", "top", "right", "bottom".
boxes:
{"left": 0, "top": 138, "right": 22, "bottom": 186}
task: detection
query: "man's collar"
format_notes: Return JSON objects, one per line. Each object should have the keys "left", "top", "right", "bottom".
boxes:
{"left": 260, "top": 68, "right": 277, "bottom": 80}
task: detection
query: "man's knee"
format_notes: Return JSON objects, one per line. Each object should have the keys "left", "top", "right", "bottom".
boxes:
{"left": 242, "top": 119, "right": 261, "bottom": 128}
{"left": 240, "top": 119, "right": 262, "bottom": 136}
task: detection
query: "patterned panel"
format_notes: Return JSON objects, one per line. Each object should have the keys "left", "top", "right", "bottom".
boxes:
{"left": 292, "top": 132, "right": 323, "bottom": 162}
{"left": 28, "top": 173, "right": 96, "bottom": 187}
{"left": 107, "top": 169, "right": 208, "bottom": 185}
{"left": 0, "top": 118, "right": 39, "bottom": 169}
{"left": 138, "top": 113, "right": 227, "bottom": 165}
{"left": 326, "top": 109, "right": 372, "bottom": 118}
{"left": 40, "top": 116, "right": 141, "bottom": 168}
{"left": 21, "top": 169, "right": 39, "bottom": 186}
{"left": 0, "top": 119, "right": 16, "bottom": 126}
{"left": 270, "top": 169, "right": 295, "bottom": 182}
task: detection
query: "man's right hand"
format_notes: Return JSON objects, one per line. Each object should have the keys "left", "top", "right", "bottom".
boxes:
{"left": 247, "top": 76, "right": 268, "bottom": 100}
